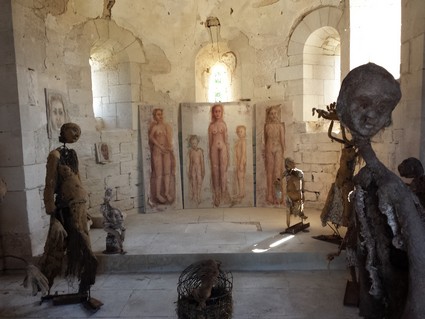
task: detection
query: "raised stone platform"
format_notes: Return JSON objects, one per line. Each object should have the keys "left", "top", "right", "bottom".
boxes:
{"left": 90, "top": 206, "right": 348, "bottom": 273}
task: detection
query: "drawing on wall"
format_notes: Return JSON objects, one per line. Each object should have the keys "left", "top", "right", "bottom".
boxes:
{"left": 181, "top": 102, "right": 254, "bottom": 209}
{"left": 96, "top": 142, "right": 112, "bottom": 163}
{"left": 45, "top": 89, "right": 70, "bottom": 139}
{"left": 139, "top": 105, "right": 183, "bottom": 212}
{"left": 255, "top": 101, "right": 292, "bottom": 207}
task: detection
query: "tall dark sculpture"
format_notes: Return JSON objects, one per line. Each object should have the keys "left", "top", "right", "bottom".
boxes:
{"left": 39, "top": 123, "right": 100, "bottom": 309}
{"left": 336, "top": 63, "right": 425, "bottom": 319}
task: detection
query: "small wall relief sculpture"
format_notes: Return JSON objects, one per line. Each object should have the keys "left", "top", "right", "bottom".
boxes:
{"left": 45, "top": 89, "right": 70, "bottom": 139}
{"left": 139, "top": 105, "right": 183, "bottom": 212}
{"left": 96, "top": 142, "right": 112, "bottom": 163}
{"left": 181, "top": 102, "right": 253, "bottom": 209}
{"left": 255, "top": 102, "right": 291, "bottom": 207}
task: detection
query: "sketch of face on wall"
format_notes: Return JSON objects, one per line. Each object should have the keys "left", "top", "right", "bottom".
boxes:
{"left": 46, "top": 91, "right": 69, "bottom": 139}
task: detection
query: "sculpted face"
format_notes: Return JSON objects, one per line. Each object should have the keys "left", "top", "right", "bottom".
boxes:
{"left": 337, "top": 63, "right": 401, "bottom": 140}
{"left": 60, "top": 123, "right": 81, "bottom": 144}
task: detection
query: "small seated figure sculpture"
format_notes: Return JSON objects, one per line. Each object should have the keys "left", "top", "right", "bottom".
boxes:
{"left": 283, "top": 157, "right": 307, "bottom": 227}
{"left": 191, "top": 259, "right": 221, "bottom": 310}
{"left": 101, "top": 188, "right": 126, "bottom": 254}
{"left": 398, "top": 157, "right": 425, "bottom": 208}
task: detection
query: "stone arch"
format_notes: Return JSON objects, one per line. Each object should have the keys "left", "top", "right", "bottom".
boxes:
{"left": 64, "top": 19, "right": 145, "bottom": 130}
{"left": 277, "top": 6, "right": 345, "bottom": 122}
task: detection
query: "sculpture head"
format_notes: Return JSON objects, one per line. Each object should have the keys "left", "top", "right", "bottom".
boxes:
{"left": 104, "top": 188, "right": 113, "bottom": 202}
{"left": 336, "top": 63, "right": 401, "bottom": 141}
{"left": 398, "top": 157, "right": 424, "bottom": 179}
{"left": 211, "top": 104, "right": 224, "bottom": 121}
{"left": 59, "top": 123, "right": 81, "bottom": 144}
{"left": 285, "top": 157, "right": 296, "bottom": 171}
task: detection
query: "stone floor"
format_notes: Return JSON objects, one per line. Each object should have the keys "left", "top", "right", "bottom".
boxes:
{"left": 0, "top": 206, "right": 361, "bottom": 318}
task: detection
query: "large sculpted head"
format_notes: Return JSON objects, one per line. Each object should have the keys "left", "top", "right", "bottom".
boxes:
{"left": 336, "top": 63, "right": 401, "bottom": 141}
{"left": 59, "top": 123, "right": 81, "bottom": 144}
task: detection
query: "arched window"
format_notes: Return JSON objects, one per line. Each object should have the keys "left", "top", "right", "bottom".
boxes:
{"left": 208, "top": 62, "right": 231, "bottom": 102}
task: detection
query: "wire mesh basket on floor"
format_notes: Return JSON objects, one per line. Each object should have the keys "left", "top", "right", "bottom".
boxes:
{"left": 176, "top": 260, "right": 233, "bottom": 319}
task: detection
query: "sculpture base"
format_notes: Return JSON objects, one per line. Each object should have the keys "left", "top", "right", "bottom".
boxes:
{"left": 41, "top": 292, "right": 103, "bottom": 312}
{"left": 312, "top": 234, "right": 343, "bottom": 246}
{"left": 281, "top": 222, "right": 310, "bottom": 234}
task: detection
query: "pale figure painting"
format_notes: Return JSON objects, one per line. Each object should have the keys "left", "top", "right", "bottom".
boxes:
{"left": 255, "top": 102, "right": 291, "bottom": 207}
{"left": 181, "top": 102, "right": 254, "bottom": 209}
{"left": 139, "top": 105, "right": 182, "bottom": 212}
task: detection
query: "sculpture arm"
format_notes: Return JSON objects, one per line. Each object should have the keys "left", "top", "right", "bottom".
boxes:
{"left": 43, "top": 150, "right": 60, "bottom": 215}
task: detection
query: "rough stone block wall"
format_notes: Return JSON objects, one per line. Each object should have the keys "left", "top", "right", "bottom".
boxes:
{"left": 79, "top": 129, "right": 143, "bottom": 219}
{"left": 291, "top": 121, "right": 341, "bottom": 206}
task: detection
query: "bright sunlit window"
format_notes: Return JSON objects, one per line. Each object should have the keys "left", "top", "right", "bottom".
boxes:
{"left": 350, "top": 0, "right": 401, "bottom": 78}
{"left": 208, "top": 62, "right": 231, "bottom": 102}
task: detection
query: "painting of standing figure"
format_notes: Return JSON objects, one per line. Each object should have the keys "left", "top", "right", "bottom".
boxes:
{"left": 255, "top": 102, "right": 292, "bottom": 207}
{"left": 181, "top": 102, "right": 254, "bottom": 209}
{"left": 139, "top": 105, "right": 182, "bottom": 212}
{"left": 234, "top": 125, "right": 247, "bottom": 199}
{"left": 208, "top": 104, "right": 230, "bottom": 207}
{"left": 187, "top": 135, "right": 205, "bottom": 206}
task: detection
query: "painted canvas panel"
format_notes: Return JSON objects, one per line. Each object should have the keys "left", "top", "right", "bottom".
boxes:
{"left": 45, "top": 89, "right": 70, "bottom": 139}
{"left": 96, "top": 142, "right": 112, "bottom": 163}
{"left": 181, "top": 102, "right": 254, "bottom": 209}
{"left": 255, "top": 101, "right": 292, "bottom": 207}
{"left": 139, "top": 105, "right": 183, "bottom": 212}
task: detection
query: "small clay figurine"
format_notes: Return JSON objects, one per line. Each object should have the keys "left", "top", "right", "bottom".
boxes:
{"left": 101, "top": 188, "right": 126, "bottom": 254}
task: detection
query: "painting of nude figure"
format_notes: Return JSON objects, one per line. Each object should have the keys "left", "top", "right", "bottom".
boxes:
{"left": 181, "top": 102, "right": 254, "bottom": 209}
{"left": 139, "top": 105, "right": 182, "bottom": 212}
{"left": 255, "top": 101, "right": 292, "bottom": 207}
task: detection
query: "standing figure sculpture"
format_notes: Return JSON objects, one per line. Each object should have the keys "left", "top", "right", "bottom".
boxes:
{"left": 101, "top": 188, "right": 126, "bottom": 254}
{"left": 264, "top": 105, "right": 285, "bottom": 204}
{"left": 148, "top": 108, "right": 176, "bottom": 204}
{"left": 336, "top": 63, "right": 425, "bottom": 319}
{"left": 188, "top": 135, "right": 205, "bottom": 205}
{"left": 39, "top": 123, "right": 98, "bottom": 296}
{"left": 283, "top": 157, "right": 307, "bottom": 227}
{"left": 208, "top": 104, "right": 230, "bottom": 207}
{"left": 234, "top": 125, "right": 247, "bottom": 199}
